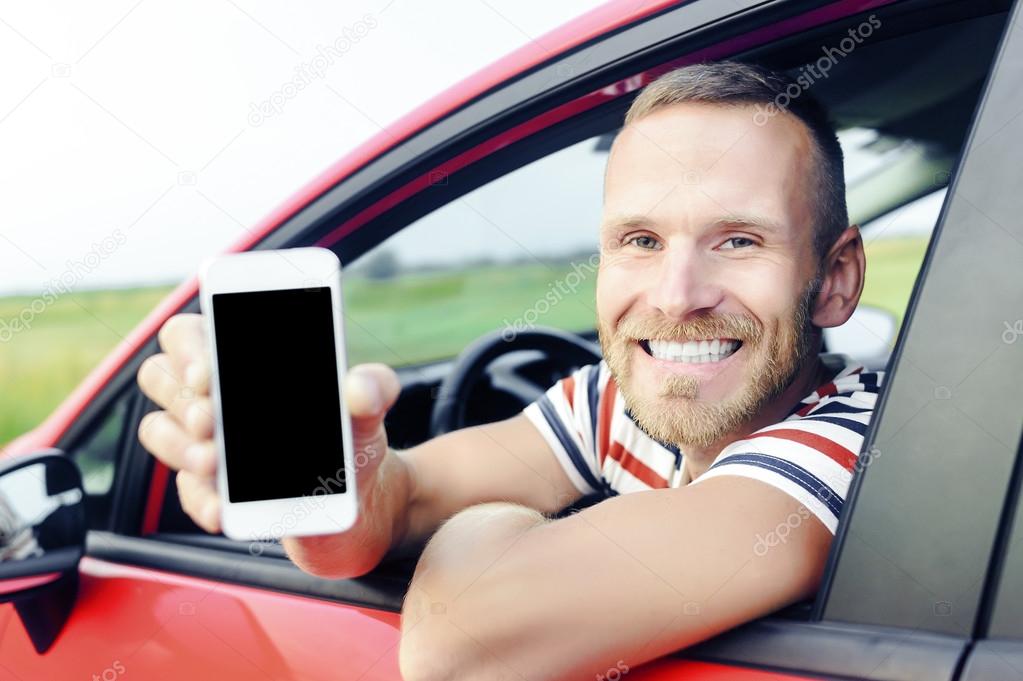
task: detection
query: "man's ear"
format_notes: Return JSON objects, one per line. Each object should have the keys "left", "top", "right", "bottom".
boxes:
{"left": 812, "top": 225, "right": 866, "bottom": 329}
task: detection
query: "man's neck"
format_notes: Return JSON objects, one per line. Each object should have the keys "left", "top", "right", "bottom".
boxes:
{"left": 683, "top": 355, "right": 829, "bottom": 482}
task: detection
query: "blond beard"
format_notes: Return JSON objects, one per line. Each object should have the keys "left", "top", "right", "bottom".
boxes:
{"left": 598, "top": 279, "right": 819, "bottom": 450}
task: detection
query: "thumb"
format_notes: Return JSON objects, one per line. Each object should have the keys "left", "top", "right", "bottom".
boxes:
{"left": 344, "top": 363, "right": 401, "bottom": 442}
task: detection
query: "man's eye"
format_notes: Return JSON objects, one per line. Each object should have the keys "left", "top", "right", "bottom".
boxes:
{"left": 627, "top": 235, "right": 659, "bottom": 250}
{"left": 721, "top": 236, "right": 756, "bottom": 250}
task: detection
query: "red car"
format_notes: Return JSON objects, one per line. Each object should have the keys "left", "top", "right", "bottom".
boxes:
{"left": 4, "top": 0, "right": 1023, "bottom": 679}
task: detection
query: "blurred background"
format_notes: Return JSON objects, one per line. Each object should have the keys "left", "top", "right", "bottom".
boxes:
{"left": 0, "top": 0, "right": 608, "bottom": 446}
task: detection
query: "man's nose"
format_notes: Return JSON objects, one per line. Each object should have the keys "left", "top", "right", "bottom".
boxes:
{"left": 645, "top": 244, "right": 724, "bottom": 320}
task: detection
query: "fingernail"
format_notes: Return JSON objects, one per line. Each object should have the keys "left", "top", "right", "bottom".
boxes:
{"left": 185, "top": 404, "right": 197, "bottom": 431}
{"left": 187, "top": 403, "right": 210, "bottom": 434}
{"left": 346, "top": 371, "right": 381, "bottom": 413}
{"left": 185, "top": 444, "right": 205, "bottom": 471}
{"left": 185, "top": 362, "right": 202, "bottom": 387}
{"left": 202, "top": 498, "right": 219, "bottom": 529}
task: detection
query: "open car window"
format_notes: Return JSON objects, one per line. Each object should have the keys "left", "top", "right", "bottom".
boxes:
{"left": 342, "top": 133, "right": 607, "bottom": 368}
{"left": 345, "top": 124, "right": 948, "bottom": 371}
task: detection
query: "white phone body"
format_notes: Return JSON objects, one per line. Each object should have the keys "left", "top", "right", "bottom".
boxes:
{"left": 198, "top": 247, "right": 358, "bottom": 541}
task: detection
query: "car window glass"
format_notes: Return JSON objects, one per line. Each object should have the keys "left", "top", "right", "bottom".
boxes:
{"left": 66, "top": 395, "right": 130, "bottom": 529}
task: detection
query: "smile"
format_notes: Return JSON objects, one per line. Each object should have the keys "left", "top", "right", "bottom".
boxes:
{"left": 639, "top": 338, "right": 743, "bottom": 364}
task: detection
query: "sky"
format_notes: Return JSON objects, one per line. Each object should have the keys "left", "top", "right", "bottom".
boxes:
{"left": 0, "top": 0, "right": 607, "bottom": 295}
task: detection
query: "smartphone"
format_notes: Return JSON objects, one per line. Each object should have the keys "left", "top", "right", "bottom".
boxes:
{"left": 198, "top": 247, "right": 358, "bottom": 541}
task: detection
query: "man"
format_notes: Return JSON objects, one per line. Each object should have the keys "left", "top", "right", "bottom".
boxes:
{"left": 138, "top": 61, "right": 882, "bottom": 680}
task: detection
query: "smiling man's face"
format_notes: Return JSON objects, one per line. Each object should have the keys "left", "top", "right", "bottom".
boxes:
{"left": 597, "top": 101, "right": 826, "bottom": 450}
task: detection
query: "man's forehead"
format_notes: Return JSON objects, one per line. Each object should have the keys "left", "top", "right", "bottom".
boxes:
{"left": 608, "top": 102, "right": 811, "bottom": 172}
{"left": 602, "top": 102, "right": 815, "bottom": 226}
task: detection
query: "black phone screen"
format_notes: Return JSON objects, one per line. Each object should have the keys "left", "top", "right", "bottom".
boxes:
{"left": 211, "top": 286, "right": 347, "bottom": 503}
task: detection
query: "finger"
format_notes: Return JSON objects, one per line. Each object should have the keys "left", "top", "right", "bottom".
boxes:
{"left": 157, "top": 313, "right": 211, "bottom": 393}
{"left": 138, "top": 354, "right": 209, "bottom": 428}
{"left": 183, "top": 439, "right": 217, "bottom": 477}
{"left": 137, "top": 410, "right": 210, "bottom": 474}
{"left": 176, "top": 470, "right": 220, "bottom": 533}
{"left": 183, "top": 396, "right": 215, "bottom": 440}
{"left": 343, "top": 363, "right": 401, "bottom": 441}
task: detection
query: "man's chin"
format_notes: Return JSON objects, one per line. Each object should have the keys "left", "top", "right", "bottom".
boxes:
{"left": 613, "top": 343, "right": 765, "bottom": 448}
{"left": 622, "top": 392, "right": 738, "bottom": 450}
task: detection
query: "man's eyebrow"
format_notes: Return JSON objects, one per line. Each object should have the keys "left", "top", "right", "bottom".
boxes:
{"left": 599, "top": 214, "right": 785, "bottom": 235}
{"left": 599, "top": 214, "right": 655, "bottom": 233}
{"left": 711, "top": 214, "right": 785, "bottom": 234}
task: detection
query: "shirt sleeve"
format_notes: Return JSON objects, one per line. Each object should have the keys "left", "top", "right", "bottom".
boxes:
{"left": 521, "top": 362, "right": 606, "bottom": 496}
{"left": 689, "top": 388, "right": 879, "bottom": 534}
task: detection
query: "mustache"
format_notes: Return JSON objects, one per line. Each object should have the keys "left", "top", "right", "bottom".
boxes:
{"left": 610, "top": 313, "right": 763, "bottom": 344}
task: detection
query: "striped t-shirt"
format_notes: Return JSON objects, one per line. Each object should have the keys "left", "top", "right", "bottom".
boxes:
{"left": 522, "top": 353, "right": 883, "bottom": 534}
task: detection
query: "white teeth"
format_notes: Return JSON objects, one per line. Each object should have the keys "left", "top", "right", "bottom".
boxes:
{"left": 646, "top": 338, "right": 740, "bottom": 363}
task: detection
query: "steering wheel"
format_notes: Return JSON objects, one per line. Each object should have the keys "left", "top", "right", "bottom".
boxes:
{"left": 429, "top": 326, "right": 602, "bottom": 437}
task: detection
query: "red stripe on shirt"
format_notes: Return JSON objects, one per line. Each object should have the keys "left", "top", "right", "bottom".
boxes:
{"left": 746, "top": 427, "right": 859, "bottom": 471}
{"left": 606, "top": 442, "right": 669, "bottom": 488}
{"left": 598, "top": 376, "right": 617, "bottom": 465}
{"left": 562, "top": 375, "right": 576, "bottom": 410}
{"left": 815, "top": 382, "right": 839, "bottom": 400}
{"left": 794, "top": 402, "right": 816, "bottom": 417}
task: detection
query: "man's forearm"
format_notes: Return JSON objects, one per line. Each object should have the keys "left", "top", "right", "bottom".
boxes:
{"left": 399, "top": 502, "right": 549, "bottom": 681}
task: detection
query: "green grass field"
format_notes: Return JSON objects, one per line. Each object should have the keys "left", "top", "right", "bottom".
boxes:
{"left": 0, "top": 235, "right": 927, "bottom": 448}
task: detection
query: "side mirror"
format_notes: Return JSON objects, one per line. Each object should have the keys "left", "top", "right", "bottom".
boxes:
{"left": 0, "top": 450, "right": 85, "bottom": 653}
{"left": 823, "top": 304, "right": 898, "bottom": 370}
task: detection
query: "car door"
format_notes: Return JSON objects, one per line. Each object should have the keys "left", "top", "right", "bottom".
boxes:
{"left": 2, "top": 1, "right": 1018, "bottom": 679}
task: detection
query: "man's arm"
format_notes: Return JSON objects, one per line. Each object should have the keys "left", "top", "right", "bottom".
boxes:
{"left": 399, "top": 474, "right": 832, "bottom": 681}
{"left": 138, "top": 312, "right": 586, "bottom": 581}
{"left": 284, "top": 412, "right": 586, "bottom": 577}
{"left": 399, "top": 412, "right": 588, "bottom": 551}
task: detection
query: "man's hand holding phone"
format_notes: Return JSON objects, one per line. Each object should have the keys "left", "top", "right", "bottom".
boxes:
{"left": 137, "top": 312, "right": 413, "bottom": 578}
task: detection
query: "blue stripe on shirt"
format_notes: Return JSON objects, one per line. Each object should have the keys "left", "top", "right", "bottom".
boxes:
{"left": 859, "top": 372, "right": 880, "bottom": 390}
{"left": 537, "top": 393, "right": 603, "bottom": 493}
{"left": 798, "top": 414, "right": 869, "bottom": 436}
{"left": 707, "top": 452, "right": 844, "bottom": 519}
{"left": 806, "top": 400, "right": 873, "bottom": 417}
{"left": 587, "top": 363, "right": 600, "bottom": 453}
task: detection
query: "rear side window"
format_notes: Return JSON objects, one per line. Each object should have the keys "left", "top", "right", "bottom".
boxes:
{"left": 66, "top": 395, "right": 131, "bottom": 529}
